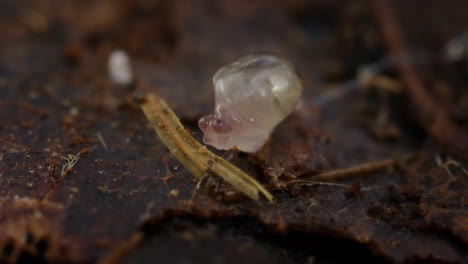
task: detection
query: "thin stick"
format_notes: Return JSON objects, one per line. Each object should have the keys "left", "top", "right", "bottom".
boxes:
{"left": 139, "top": 94, "right": 273, "bottom": 202}
{"left": 223, "top": 152, "right": 418, "bottom": 200}
{"left": 309, "top": 153, "right": 415, "bottom": 182}
{"left": 97, "top": 132, "right": 109, "bottom": 150}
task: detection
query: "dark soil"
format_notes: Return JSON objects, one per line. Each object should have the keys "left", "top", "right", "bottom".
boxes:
{"left": 0, "top": 0, "right": 467, "bottom": 263}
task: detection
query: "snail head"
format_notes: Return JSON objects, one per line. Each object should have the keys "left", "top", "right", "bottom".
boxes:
{"left": 198, "top": 114, "right": 238, "bottom": 149}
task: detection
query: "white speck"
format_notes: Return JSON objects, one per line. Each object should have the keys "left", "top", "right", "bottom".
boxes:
{"left": 173, "top": 166, "right": 178, "bottom": 171}
{"left": 199, "top": 117, "right": 205, "bottom": 123}
{"left": 357, "top": 65, "right": 374, "bottom": 87}
{"left": 98, "top": 171, "right": 104, "bottom": 175}
{"left": 446, "top": 39, "right": 465, "bottom": 61}
{"left": 249, "top": 118, "right": 255, "bottom": 122}
{"left": 96, "top": 132, "right": 108, "bottom": 151}
{"left": 445, "top": 32, "right": 468, "bottom": 61}
{"left": 108, "top": 49, "right": 134, "bottom": 85}
{"left": 125, "top": 138, "right": 131, "bottom": 143}
{"left": 70, "top": 107, "right": 79, "bottom": 116}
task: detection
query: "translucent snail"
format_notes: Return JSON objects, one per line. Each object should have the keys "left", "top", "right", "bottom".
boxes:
{"left": 198, "top": 53, "right": 303, "bottom": 152}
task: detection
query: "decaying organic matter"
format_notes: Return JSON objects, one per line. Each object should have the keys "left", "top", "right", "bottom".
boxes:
{"left": 0, "top": 0, "right": 467, "bottom": 263}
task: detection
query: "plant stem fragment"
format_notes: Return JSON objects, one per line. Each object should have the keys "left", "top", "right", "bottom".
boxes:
{"left": 307, "top": 152, "right": 417, "bottom": 182}
{"left": 60, "top": 152, "right": 80, "bottom": 176}
{"left": 223, "top": 152, "right": 418, "bottom": 201}
{"left": 139, "top": 93, "right": 273, "bottom": 202}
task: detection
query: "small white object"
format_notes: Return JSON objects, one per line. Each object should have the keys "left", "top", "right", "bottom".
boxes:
{"left": 445, "top": 33, "right": 468, "bottom": 62}
{"left": 357, "top": 65, "right": 375, "bottom": 88}
{"left": 108, "top": 49, "right": 134, "bottom": 85}
{"left": 69, "top": 107, "right": 79, "bottom": 116}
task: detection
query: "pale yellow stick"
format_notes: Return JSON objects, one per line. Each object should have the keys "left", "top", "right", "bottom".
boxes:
{"left": 140, "top": 94, "right": 274, "bottom": 202}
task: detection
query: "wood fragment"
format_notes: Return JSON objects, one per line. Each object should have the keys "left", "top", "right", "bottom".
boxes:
{"left": 140, "top": 94, "right": 273, "bottom": 202}
{"left": 97, "top": 132, "right": 108, "bottom": 150}
{"left": 462, "top": 168, "right": 468, "bottom": 177}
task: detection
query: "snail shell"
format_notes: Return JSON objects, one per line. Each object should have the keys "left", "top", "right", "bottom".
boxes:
{"left": 198, "top": 53, "right": 302, "bottom": 152}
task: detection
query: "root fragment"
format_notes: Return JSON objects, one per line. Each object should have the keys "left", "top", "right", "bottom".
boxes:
{"left": 60, "top": 153, "right": 80, "bottom": 176}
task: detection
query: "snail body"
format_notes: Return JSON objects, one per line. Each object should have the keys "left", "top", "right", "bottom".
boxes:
{"left": 198, "top": 54, "right": 302, "bottom": 152}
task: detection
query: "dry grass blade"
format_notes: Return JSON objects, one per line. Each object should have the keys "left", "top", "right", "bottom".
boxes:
{"left": 222, "top": 152, "right": 419, "bottom": 201}
{"left": 310, "top": 152, "right": 417, "bottom": 182}
{"left": 60, "top": 152, "right": 80, "bottom": 176}
{"left": 140, "top": 94, "right": 273, "bottom": 202}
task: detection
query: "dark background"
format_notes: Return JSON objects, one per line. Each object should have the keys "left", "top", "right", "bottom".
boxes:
{"left": 0, "top": 0, "right": 467, "bottom": 263}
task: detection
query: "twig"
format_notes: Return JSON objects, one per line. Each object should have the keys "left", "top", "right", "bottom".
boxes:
{"left": 285, "top": 181, "right": 348, "bottom": 188}
{"left": 313, "top": 59, "right": 392, "bottom": 105}
{"left": 462, "top": 168, "right": 468, "bottom": 177}
{"left": 313, "top": 58, "right": 400, "bottom": 107}
{"left": 370, "top": 0, "right": 468, "bottom": 163}
{"left": 139, "top": 94, "right": 273, "bottom": 202}
{"left": 307, "top": 152, "right": 416, "bottom": 182}
{"left": 223, "top": 152, "right": 418, "bottom": 201}
{"left": 97, "top": 132, "right": 108, "bottom": 150}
